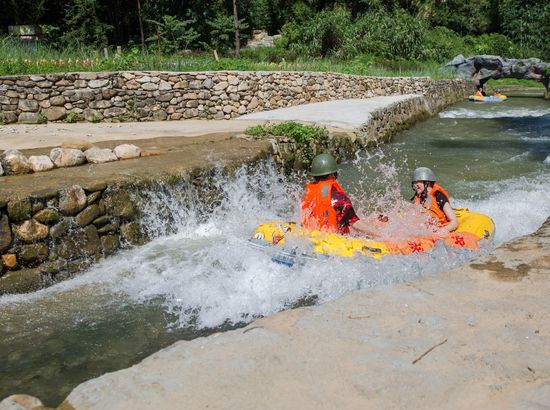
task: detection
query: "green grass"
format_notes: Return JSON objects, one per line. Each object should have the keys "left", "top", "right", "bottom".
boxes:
{"left": 484, "top": 78, "right": 545, "bottom": 89}
{"left": 0, "top": 37, "right": 451, "bottom": 78}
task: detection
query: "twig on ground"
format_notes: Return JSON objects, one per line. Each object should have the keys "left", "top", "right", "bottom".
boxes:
{"left": 405, "top": 283, "right": 435, "bottom": 296}
{"left": 348, "top": 315, "right": 371, "bottom": 320}
{"left": 412, "top": 339, "right": 448, "bottom": 364}
{"left": 243, "top": 326, "right": 263, "bottom": 334}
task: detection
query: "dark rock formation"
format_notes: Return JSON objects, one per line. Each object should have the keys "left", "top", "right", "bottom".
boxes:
{"left": 445, "top": 55, "right": 549, "bottom": 91}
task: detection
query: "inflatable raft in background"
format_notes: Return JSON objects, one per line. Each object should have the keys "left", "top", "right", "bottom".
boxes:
{"left": 468, "top": 94, "right": 508, "bottom": 103}
{"left": 249, "top": 208, "right": 495, "bottom": 265}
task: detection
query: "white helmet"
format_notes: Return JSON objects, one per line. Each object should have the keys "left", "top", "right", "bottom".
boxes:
{"left": 412, "top": 167, "right": 436, "bottom": 182}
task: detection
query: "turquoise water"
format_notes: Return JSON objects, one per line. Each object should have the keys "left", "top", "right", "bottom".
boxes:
{"left": 1, "top": 96, "right": 549, "bottom": 406}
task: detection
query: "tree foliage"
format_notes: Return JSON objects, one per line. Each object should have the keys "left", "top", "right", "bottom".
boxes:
{"left": 146, "top": 15, "right": 200, "bottom": 53}
{"left": 1, "top": 0, "right": 548, "bottom": 61}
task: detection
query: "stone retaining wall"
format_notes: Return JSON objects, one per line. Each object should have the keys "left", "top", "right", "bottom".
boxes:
{"left": 0, "top": 169, "right": 231, "bottom": 294}
{"left": 0, "top": 71, "right": 472, "bottom": 124}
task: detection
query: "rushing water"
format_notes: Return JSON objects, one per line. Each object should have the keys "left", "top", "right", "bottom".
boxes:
{"left": 1, "top": 96, "right": 549, "bottom": 406}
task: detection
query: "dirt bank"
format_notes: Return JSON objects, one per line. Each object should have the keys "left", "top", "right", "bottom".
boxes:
{"left": 0, "top": 134, "right": 270, "bottom": 200}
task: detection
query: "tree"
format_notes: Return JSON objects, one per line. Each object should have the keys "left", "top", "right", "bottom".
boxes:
{"left": 61, "top": 0, "right": 111, "bottom": 48}
{"left": 233, "top": 0, "right": 241, "bottom": 57}
{"left": 146, "top": 15, "right": 200, "bottom": 54}
{"left": 137, "top": 0, "right": 145, "bottom": 50}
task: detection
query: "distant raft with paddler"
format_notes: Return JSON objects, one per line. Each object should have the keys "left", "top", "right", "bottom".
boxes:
{"left": 468, "top": 94, "right": 508, "bottom": 103}
{"left": 249, "top": 208, "right": 495, "bottom": 265}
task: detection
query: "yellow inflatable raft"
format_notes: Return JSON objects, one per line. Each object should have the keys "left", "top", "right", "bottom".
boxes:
{"left": 468, "top": 94, "right": 508, "bottom": 103}
{"left": 249, "top": 208, "right": 494, "bottom": 263}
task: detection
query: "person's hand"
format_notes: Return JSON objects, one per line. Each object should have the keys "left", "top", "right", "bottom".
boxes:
{"left": 377, "top": 214, "right": 389, "bottom": 223}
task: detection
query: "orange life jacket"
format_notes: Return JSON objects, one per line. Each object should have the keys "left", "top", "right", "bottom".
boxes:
{"left": 475, "top": 90, "right": 483, "bottom": 97}
{"left": 413, "top": 183, "right": 451, "bottom": 226}
{"left": 301, "top": 179, "right": 347, "bottom": 234}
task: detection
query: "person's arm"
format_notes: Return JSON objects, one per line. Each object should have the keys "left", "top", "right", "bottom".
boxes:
{"left": 350, "top": 219, "right": 380, "bottom": 237}
{"left": 439, "top": 202, "right": 458, "bottom": 234}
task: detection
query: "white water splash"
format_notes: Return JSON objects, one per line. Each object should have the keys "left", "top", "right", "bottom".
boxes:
{"left": 439, "top": 107, "right": 550, "bottom": 119}
{"left": 457, "top": 173, "right": 550, "bottom": 244}
{"left": 521, "top": 136, "right": 550, "bottom": 143}
{"left": 0, "top": 162, "right": 488, "bottom": 331}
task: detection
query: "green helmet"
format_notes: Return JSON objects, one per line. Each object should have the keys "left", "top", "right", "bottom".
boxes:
{"left": 310, "top": 153, "right": 338, "bottom": 176}
{"left": 412, "top": 167, "right": 436, "bottom": 182}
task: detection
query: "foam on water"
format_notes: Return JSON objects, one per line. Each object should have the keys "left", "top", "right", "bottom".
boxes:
{"left": 458, "top": 173, "right": 550, "bottom": 244}
{"left": 439, "top": 107, "right": 550, "bottom": 119}
{"left": 0, "top": 162, "right": 492, "bottom": 331}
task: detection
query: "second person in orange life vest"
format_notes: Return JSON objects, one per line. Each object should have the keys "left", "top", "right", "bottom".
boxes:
{"left": 300, "top": 153, "right": 378, "bottom": 237}
{"left": 411, "top": 167, "right": 458, "bottom": 235}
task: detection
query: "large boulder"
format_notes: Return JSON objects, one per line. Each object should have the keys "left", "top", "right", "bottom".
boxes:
{"left": 7, "top": 198, "right": 32, "bottom": 221}
{"left": 12, "top": 219, "right": 49, "bottom": 243}
{"left": 42, "top": 106, "right": 67, "bottom": 121}
{"left": 103, "top": 190, "right": 136, "bottom": 219}
{"left": 50, "top": 148, "right": 86, "bottom": 168}
{"left": 84, "top": 147, "right": 118, "bottom": 164}
{"left": 0, "top": 149, "right": 32, "bottom": 175}
{"left": 33, "top": 208, "right": 61, "bottom": 225}
{"left": 113, "top": 144, "right": 141, "bottom": 160}
{"left": 76, "top": 205, "right": 101, "bottom": 227}
{"left": 17, "top": 243, "right": 49, "bottom": 265}
{"left": 28, "top": 155, "right": 54, "bottom": 172}
{"left": 59, "top": 185, "right": 87, "bottom": 215}
{"left": 18, "top": 99, "right": 39, "bottom": 112}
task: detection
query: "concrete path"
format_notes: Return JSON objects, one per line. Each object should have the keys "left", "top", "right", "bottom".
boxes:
{"left": 238, "top": 96, "right": 421, "bottom": 129}
{"left": 0, "top": 120, "right": 264, "bottom": 151}
{"left": 0, "top": 96, "right": 419, "bottom": 150}
{"left": 57, "top": 218, "right": 550, "bottom": 410}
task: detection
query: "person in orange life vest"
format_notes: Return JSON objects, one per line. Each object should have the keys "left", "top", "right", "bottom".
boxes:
{"left": 410, "top": 167, "right": 458, "bottom": 235}
{"left": 475, "top": 87, "right": 486, "bottom": 97}
{"left": 301, "top": 153, "right": 378, "bottom": 237}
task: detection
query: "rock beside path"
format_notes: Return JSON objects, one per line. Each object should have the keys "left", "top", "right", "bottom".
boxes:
{"left": 50, "top": 148, "right": 86, "bottom": 168}
{"left": 0, "top": 149, "right": 32, "bottom": 175}
{"left": 84, "top": 147, "right": 117, "bottom": 164}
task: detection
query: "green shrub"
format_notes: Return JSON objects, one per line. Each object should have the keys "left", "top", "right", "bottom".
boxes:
{"left": 89, "top": 113, "right": 102, "bottom": 123}
{"left": 246, "top": 121, "right": 329, "bottom": 165}
{"left": 65, "top": 111, "right": 81, "bottom": 123}
{"left": 37, "top": 113, "right": 48, "bottom": 124}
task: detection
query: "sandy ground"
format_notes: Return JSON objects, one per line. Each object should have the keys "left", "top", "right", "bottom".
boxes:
{"left": 50, "top": 218, "right": 550, "bottom": 410}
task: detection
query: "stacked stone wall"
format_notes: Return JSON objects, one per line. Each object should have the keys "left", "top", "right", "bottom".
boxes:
{"left": 0, "top": 169, "right": 230, "bottom": 294}
{"left": 0, "top": 71, "right": 472, "bottom": 124}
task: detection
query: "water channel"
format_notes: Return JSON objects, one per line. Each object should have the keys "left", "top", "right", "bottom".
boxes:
{"left": 1, "top": 95, "right": 549, "bottom": 406}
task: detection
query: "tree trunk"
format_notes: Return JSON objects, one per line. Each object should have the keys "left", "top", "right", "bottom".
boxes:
{"left": 232, "top": 0, "right": 240, "bottom": 58}
{"left": 136, "top": 0, "right": 145, "bottom": 51}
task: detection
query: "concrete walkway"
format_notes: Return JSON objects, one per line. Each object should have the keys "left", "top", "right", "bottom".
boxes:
{"left": 0, "top": 120, "right": 263, "bottom": 151}
{"left": 0, "top": 96, "right": 420, "bottom": 150}
{"left": 238, "top": 96, "right": 420, "bottom": 129}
